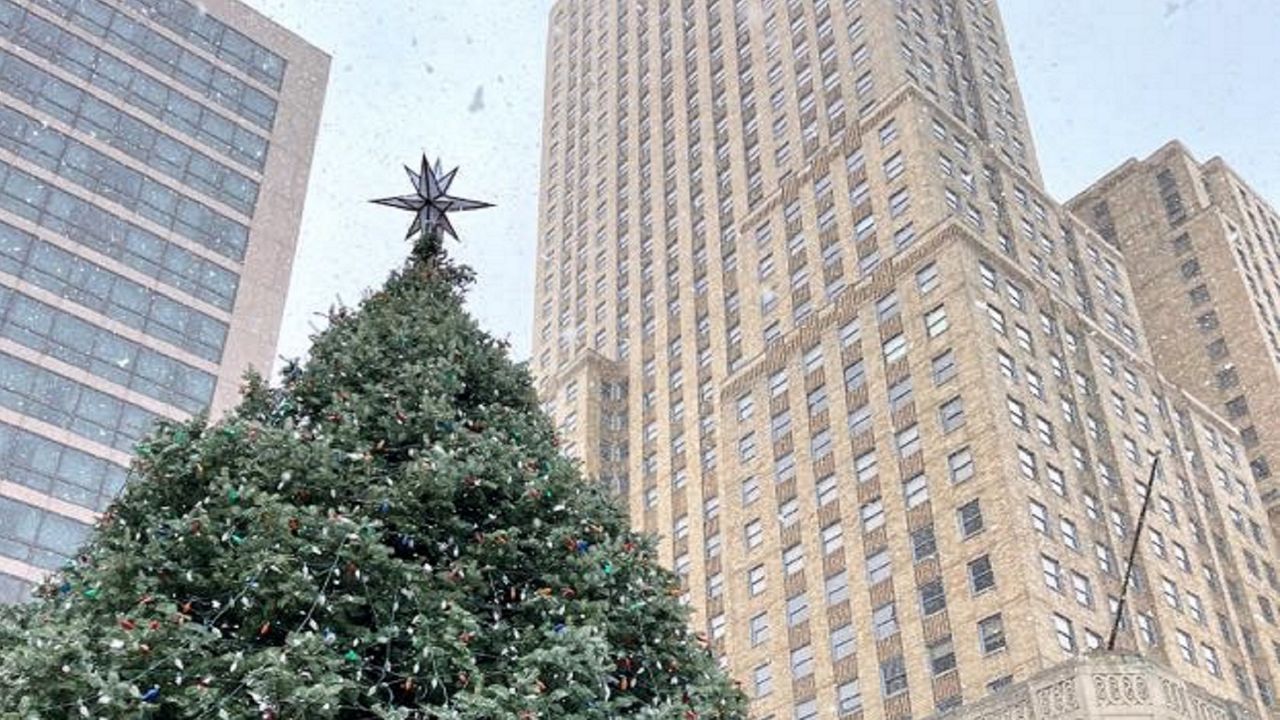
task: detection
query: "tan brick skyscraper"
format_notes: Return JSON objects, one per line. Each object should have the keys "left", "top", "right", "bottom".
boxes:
{"left": 1071, "top": 142, "right": 1280, "bottom": 536}
{"left": 532, "top": 1, "right": 1280, "bottom": 717}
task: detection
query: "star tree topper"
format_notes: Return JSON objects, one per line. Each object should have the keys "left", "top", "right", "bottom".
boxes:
{"left": 371, "top": 154, "right": 492, "bottom": 240}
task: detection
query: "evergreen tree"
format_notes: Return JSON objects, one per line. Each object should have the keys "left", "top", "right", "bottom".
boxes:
{"left": 0, "top": 230, "right": 745, "bottom": 719}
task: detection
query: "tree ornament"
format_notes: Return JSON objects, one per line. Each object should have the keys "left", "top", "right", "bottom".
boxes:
{"left": 141, "top": 686, "right": 160, "bottom": 703}
{"left": 371, "top": 155, "right": 492, "bottom": 241}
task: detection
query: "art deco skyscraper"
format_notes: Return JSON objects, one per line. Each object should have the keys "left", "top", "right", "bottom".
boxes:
{"left": 533, "top": 1, "right": 1280, "bottom": 717}
{"left": 1071, "top": 142, "right": 1280, "bottom": 534}
{"left": 0, "top": 0, "right": 327, "bottom": 602}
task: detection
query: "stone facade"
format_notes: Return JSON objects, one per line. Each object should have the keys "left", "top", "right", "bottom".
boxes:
{"left": 1071, "top": 143, "right": 1280, "bottom": 535}
{"left": 531, "top": 1, "right": 1280, "bottom": 718}
{"left": 927, "top": 652, "right": 1256, "bottom": 720}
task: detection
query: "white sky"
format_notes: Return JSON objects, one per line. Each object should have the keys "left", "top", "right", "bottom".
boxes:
{"left": 244, "top": 0, "right": 1280, "bottom": 370}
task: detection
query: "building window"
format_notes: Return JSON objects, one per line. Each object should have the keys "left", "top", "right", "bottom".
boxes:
{"left": 844, "top": 358, "right": 866, "bottom": 390}
{"left": 903, "top": 473, "right": 929, "bottom": 509}
{"left": 753, "top": 663, "right": 772, "bottom": 697}
{"left": 866, "top": 548, "right": 892, "bottom": 584}
{"left": 837, "top": 680, "right": 863, "bottom": 716}
{"left": 979, "top": 261, "right": 998, "bottom": 291}
{"left": 969, "top": 555, "right": 996, "bottom": 593}
{"left": 924, "top": 305, "right": 949, "bottom": 337}
{"left": 1137, "top": 612, "right": 1158, "bottom": 645}
{"left": 1036, "top": 416, "right": 1056, "bottom": 447}
{"left": 1027, "top": 370, "right": 1045, "bottom": 399}
{"left": 826, "top": 570, "right": 849, "bottom": 605}
{"left": 876, "top": 292, "right": 900, "bottom": 322}
{"left": 816, "top": 474, "right": 838, "bottom": 507}
{"left": 916, "top": 262, "right": 940, "bottom": 293}
{"left": 880, "top": 655, "right": 908, "bottom": 696}
{"left": 948, "top": 446, "right": 975, "bottom": 483}
{"left": 855, "top": 450, "right": 878, "bottom": 482}
{"left": 958, "top": 499, "right": 984, "bottom": 537}
{"left": 1161, "top": 577, "right": 1180, "bottom": 610}
{"left": 750, "top": 612, "right": 770, "bottom": 646}
{"left": 783, "top": 544, "right": 805, "bottom": 576}
{"left": 1096, "top": 542, "right": 1115, "bottom": 575}
{"left": 883, "top": 333, "right": 907, "bottom": 363}
{"left": 1061, "top": 518, "right": 1080, "bottom": 550}
{"left": 821, "top": 522, "right": 845, "bottom": 555}
{"left": 1072, "top": 572, "right": 1094, "bottom": 607}
{"left": 791, "top": 644, "right": 815, "bottom": 678}
{"left": 786, "top": 593, "right": 810, "bottom": 627}
{"left": 1202, "top": 644, "right": 1222, "bottom": 677}
{"left": 932, "top": 349, "right": 957, "bottom": 384}
{"left": 1008, "top": 397, "right": 1027, "bottom": 429}
{"left": 831, "top": 623, "right": 856, "bottom": 661}
{"left": 1176, "top": 629, "right": 1195, "bottom": 663}
{"left": 1053, "top": 613, "right": 1076, "bottom": 653}
{"left": 1015, "top": 325, "right": 1034, "bottom": 353}
{"left": 873, "top": 602, "right": 898, "bottom": 639}
{"left": 1042, "top": 555, "right": 1063, "bottom": 592}
{"left": 987, "top": 303, "right": 1007, "bottom": 334}
{"left": 1188, "top": 592, "right": 1205, "bottom": 625}
{"left": 1030, "top": 500, "right": 1050, "bottom": 534}
{"left": 896, "top": 424, "right": 922, "bottom": 458}
{"left": 919, "top": 580, "right": 947, "bottom": 616}
{"left": 939, "top": 395, "right": 966, "bottom": 432}
{"left": 888, "top": 376, "right": 913, "bottom": 412}
{"left": 912, "top": 526, "right": 937, "bottom": 561}
{"left": 979, "top": 614, "right": 1006, "bottom": 654}
{"left": 889, "top": 188, "right": 911, "bottom": 217}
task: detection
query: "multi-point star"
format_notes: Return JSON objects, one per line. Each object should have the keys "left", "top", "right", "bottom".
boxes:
{"left": 371, "top": 154, "right": 492, "bottom": 240}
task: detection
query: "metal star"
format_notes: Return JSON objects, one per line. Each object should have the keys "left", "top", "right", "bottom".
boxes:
{"left": 371, "top": 154, "right": 492, "bottom": 240}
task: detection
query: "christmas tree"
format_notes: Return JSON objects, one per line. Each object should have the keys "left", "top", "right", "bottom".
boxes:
{"left": 0, "top": 158, "right": 745, "bottom": 719}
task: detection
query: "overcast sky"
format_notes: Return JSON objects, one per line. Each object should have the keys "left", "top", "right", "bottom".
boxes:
{"left": 244, "top": 0, "right": 1280, "bottom": 370}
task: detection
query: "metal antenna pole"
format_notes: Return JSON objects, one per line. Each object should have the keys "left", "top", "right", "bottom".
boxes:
{"left": 1107, "top": 453, "right": 1162, "bottom": 651}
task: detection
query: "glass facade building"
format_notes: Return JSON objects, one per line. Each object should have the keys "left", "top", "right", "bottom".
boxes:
{"left": 0, "top": 0, "right": 328, "bottom": 602}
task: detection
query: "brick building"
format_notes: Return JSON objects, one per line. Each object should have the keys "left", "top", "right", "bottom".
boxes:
{"left": 1072, "top": 142, "right": 1280, "bottom": 535}
{"left": 531, "top": 0, "right": 1280, "bottom": 717}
